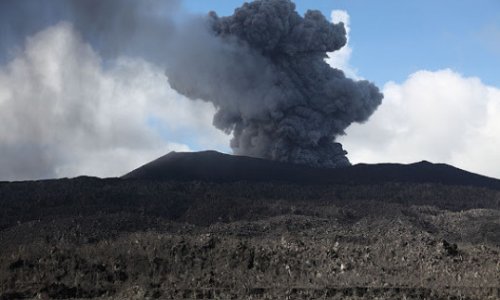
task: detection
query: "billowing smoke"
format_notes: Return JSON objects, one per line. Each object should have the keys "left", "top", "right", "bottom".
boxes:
{"left": 0, "top": 0, "right": 179, "bottom": 65}
{"left": 165, "top": 0, "right": 383, "bottom": 168}
{"left": 1, "top": 0, "right": 383, "bottom": 180}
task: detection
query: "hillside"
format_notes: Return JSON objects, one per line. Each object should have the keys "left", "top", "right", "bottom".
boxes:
{"left": 0, "top": 152, "right": 499, "bottom": 299}
{"left": 124, "top": 150, "right": 500, "bottom": 189}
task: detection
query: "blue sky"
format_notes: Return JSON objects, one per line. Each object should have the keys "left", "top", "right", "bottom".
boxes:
{"left": 184, "top": 0, "right": 500, "bottom": 87}
{"left": 1, "top": 0, "right": 500, "bottom": 180}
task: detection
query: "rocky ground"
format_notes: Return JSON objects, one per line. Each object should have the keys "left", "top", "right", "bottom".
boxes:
{"left": 0, "top": 179, "right": 499, "bottom": 299}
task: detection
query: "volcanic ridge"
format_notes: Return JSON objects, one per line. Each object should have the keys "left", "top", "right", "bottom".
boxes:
{"left": 0, "top": 151, "right": 499, "bottom": 300}
{"left": 124, "top": 150, "right": 500, "bottom": 189}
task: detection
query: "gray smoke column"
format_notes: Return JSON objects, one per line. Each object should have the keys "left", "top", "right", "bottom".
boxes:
{"left": 166, "top": 0, "right": 383, "bottom": 168}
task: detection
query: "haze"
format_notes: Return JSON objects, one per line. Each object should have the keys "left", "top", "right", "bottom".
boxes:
{"left": 0, "top": 0, "right": 499, "bottom": 181}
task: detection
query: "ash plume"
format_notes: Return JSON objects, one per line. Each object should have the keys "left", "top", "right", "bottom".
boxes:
{"left": 0, "top": 0, "right": 179, "bottom": 64}
{"left": 166, "top": 0, "right": 383, "bottom": 168}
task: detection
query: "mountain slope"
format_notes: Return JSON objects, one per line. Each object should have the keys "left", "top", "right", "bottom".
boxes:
{"left": 123, "top": 150, "right": 500, "bottom": 189}
{"left": 1, "top": 151, "right": 499, "bottom": 299}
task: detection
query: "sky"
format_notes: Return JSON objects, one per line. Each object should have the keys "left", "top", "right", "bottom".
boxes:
{"left": 0, "top": 0, "right": 499, "bottom": 180}
{"left": 183, "top": 0, "right": 500, "bottom": 87}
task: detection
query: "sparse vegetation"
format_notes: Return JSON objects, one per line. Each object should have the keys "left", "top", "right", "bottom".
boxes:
{"left": 0, "top": 178, "right": 499, "bottom": 299}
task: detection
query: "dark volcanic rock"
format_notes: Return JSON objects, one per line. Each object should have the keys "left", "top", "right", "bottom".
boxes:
{"left": 1, "top": 152, "right": 499, "bottom": 299}
{"left": 122, "top": 150, "right": 324, "bottom": 182}
{"left": 123, "top": 151, "right": 500, "bottom": 189}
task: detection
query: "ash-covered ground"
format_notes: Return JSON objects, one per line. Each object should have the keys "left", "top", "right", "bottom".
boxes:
{"left": 0, "top": 154, "right": 499, "bottom": 299}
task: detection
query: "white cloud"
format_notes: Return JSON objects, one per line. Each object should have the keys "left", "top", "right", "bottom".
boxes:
{"left": 0, "top": 22, "right": 228, "bottom": 181}
{"left": 326, "top": 10, "right": 359, "bottom": 79}
{"left": 325, "top": 10, "right": 500, "bottom": 178}
{"left": 4, "top": 15, "right": 500, "bottom": 183}
{"left": 339, "top": 69, "right": 500, "bottom": 178}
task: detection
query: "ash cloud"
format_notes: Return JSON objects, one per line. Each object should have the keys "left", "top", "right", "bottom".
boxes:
{"left": 0, "top": 0, "right": 179, "bottom": 64}
{"left": 63, "top": 0, "right": 180, "bottom": 64}
{"left": 166, "top": 0, "right": 383, "bottom": 168}
{"left": 0, "top": 0, "right": 383, "bottom": 180}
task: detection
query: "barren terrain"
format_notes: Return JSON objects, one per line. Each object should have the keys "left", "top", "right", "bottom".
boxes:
{"left": 0, "top": 152, "right": 499, "bottom": 299}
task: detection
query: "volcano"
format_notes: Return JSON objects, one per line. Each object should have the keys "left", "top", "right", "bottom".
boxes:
{"left": 123, "top": 150, "right": 500, "bottom": 189}
{"left": 1, "top": 151, "right": 499, "bottom": 299}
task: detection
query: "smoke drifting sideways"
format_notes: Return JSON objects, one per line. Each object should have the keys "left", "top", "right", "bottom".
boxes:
{"left": 1, "top": 0, "right": 382, "bottom": 171}
{"left": 0, "top": 0, "right": 180, "bottom": 65}
{"left": 166, "top": 0, "right": 383, "bottom": 168}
